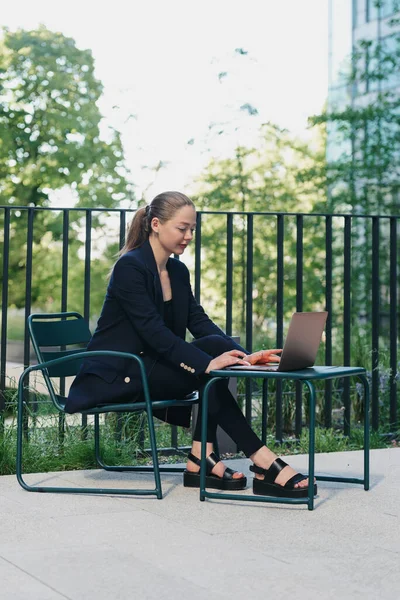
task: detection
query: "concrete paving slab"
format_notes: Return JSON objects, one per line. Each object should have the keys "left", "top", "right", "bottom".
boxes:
{"left": 0, "top": 556, "right": 66, "bottom": 600}
{"left": 0, "top": 448, "right": 399, "bottom": 600}
{"left": 0, "top": 478, "right": 145, "bottom": 520}
{"left": 2, "top": 543, "right": 233, "bottom": 600}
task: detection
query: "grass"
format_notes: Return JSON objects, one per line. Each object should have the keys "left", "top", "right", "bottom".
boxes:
{"left": 0, "top": 411, "right": 193, "bottom": 476}
{"left": 1, "top": 408, "right": 397, "bottom": 477}
{"left": 1, "top": 374, "right": 398, "bottom": 477}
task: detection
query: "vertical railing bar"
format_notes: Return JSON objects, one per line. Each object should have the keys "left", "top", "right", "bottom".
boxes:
{"left": 81, "top": 209, "right": 93, "bottom": 434}
{"left": 325, "top": 215, "right": 333, "bottom": 428}
{"left": 58, "top": 209, "right": 69, "bottom": 443}
{"left": 194, "top": 213, "right": 202, "bottom": 303}
{"left": 245, "top": 214, "right": 253, "bottom": 352}
{"left": 23, "top": 209, "right": 35, "bottom": 370}
{"left": 61, "top": 209, "right": 69, "bottom": 314}
{"left": 0, "top": 208, "right": 11, "bottom": 414}
{"left": 22, "top": 208, "right": 34, "bottom": 438}
{"left": 119, "top": 210, "right": 126, "bottom": 250}
{"left": 276, "top": 215, "right": 284, "bottom": 346}
{"left": 261, "top": 379, "right": 268, "bottom": 445}
{"left": 245, "top": 214, "right": 253, "bottom": 423}
{"left": 295, "top": 215, "right": 303, "bottom": 438}
{"left": 83, "top": 210, "right": 92, "bottom": 322}
{"left": 389, "top": 217, "right": 398, "bottom": 430}
{"left": 343, "top": 216, "right": 352, "bottom": 436}
{"left": 296, "top": 215, "right": 304, "bottom": 311}
{"left": 187, "top": 211, "right": 203, "bottom": 449}
{"left": 276, "top": 215, "right": 284, "bottom": 442}
{"left": 171, "top": 422, "right": 178, "bottom": 451}
{"left": 116, "top": 210, "right": 127, "bottom": 446}
{"left": 226, "top": 213, "right": 233, "bottom": 336}
{"left": 371, "top": 216, "right": 380, "bottom": 431}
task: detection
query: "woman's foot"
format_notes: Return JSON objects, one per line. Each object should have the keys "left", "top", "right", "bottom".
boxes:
{"left": 183, "top": 441, "right": 247, "bottom": 490}
{"left": 187, "top": 441, "right": 244, "bottom": 480}
{"left": 250, "top": 446, "right": 315, "bottom": 489}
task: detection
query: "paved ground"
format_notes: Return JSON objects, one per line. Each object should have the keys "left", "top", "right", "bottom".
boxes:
{"left": 0, "top": 448, "right": 399, "bottom": 600}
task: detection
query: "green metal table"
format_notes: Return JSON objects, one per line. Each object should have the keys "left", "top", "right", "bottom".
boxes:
{"left": 199, "top": 366, "right": 370, "bottom": 510}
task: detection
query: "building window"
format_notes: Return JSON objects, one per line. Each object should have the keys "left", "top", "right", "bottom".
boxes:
{"left": 367, "top": 0, "right": 380, "bottom": 21}
{"left": 368, "top": 0, "right": 400, "bottom": 21}
{"left": 381, "top": 0, "right": 400, "bottom": 19}
{"left": 380, "top": 33, "right": 400, "bottom": 89}
{"left": 353, "top": 0, "right": 358, "bottom": 28}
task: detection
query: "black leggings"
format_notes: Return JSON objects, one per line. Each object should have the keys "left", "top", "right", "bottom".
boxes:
{"left": 147, "top": 335, "right": 264, "bottom": 458}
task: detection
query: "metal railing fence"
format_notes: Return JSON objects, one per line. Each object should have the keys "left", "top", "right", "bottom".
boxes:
{"left": 1, "top": 206, "right": 399, "bottom": 443}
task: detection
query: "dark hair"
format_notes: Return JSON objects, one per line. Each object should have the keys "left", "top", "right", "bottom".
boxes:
{"left": 120, "top": 191, "right": 195, "bottom": 255}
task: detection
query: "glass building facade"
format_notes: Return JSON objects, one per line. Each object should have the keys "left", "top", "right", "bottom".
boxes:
{"left": 328, "top": 0, "right": 400, "bottom": 212}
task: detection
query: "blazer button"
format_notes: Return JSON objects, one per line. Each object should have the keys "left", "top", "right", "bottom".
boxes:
{"left": 139, "top": 351, "right": 144, "bottom": 356}
{"left": 124, "top": 377, "right": 130, "bottom": 383}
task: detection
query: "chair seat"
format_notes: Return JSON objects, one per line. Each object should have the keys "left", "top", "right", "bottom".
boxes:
{"left": 56, "top": 391, "right": 199, "bottom": 415}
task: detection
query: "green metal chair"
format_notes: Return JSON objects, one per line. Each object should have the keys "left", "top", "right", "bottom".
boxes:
{"left": 16, "top": 312, "right": 198, "bottom": 498}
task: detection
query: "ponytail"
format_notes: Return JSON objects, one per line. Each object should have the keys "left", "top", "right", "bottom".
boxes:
{"left": 119, "top": 206, "right": 150, "bottom": 256}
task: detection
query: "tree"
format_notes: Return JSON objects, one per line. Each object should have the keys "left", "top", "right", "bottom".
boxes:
{"left": 191, "top": 122, "right": 328, "bottom": 348}
{"left": 0, "top": 26, "right": 135, "bottom": 310}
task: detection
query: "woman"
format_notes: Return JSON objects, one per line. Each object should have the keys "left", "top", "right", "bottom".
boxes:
{"left": 66, "top": 191, "right": 316, "bottom": 498}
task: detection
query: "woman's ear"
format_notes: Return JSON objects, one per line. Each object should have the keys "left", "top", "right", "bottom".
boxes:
{"left": 150, "top": 217, "right": 160, "bottom": 233}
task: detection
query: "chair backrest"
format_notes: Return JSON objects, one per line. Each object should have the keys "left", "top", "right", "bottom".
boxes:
{"left": 28, "top": 312, "right": 91, "bottom": 409}
{"left": 28, "top": 312, "right": 92, "bottom": 408}
{"left": 29, "top": 312, "right": 91, "bottom": 377}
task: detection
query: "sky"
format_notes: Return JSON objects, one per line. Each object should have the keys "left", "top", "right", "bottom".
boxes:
{"left": 1, "top": 0, "right": 329, "bottom": 203}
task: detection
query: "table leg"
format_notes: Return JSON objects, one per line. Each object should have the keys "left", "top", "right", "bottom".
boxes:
{"left": 303, "top": 380, "right": 316, "bottom": 511}
{"left": 199, "top": 376, "right": 220, "bottom": 501}
{"left": 358, "top": 373, "right": 370, "bottom": 490}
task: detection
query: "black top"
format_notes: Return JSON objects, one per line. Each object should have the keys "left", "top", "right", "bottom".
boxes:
{"left": 164, "top": 299, "right": 174, "bottom": 331}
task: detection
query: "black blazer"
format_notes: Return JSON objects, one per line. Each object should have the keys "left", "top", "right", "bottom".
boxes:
{"left": 65, "top": 239, "right": 242, "bottom": 423}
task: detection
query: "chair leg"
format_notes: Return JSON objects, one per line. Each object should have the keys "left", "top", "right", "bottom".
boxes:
{"left": 95, "top": 410, "right": 162, "bottom": 498}
{"left": 94, "top": 412, "right": 139, "bottom": 471}
{"left": 146, "top": 409, "right": 162, "bottom": 499}
{"left": 94, "top": 414, "right": 105, "bottom": 468}
{"left": 16, "top": 373, "right": 29, "bottom": 491}
{"left": 16, "top": 380, "right": 162, "bottom": 496}
{"left": 94, "top": 413, "right": 182, "bottom": 473}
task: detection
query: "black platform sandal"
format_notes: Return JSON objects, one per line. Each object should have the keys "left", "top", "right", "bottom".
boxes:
{"left": 183, "top": 452, "right": 247, "bottom": 490}
{"left": 250, "top": 458, "right": 317, "bottom": 498}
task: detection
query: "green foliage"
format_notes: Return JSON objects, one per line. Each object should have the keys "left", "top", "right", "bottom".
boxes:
{"left": 0, "top": 25, "right": 132, "bottom": 207}
{"left": 191, "top": 122, "right": 329, "bottom": 343}
{"left": 0, "top": 25, "right": 135, "bottom": 311}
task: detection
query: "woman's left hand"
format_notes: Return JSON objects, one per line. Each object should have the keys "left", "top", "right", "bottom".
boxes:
{"left": 244, "top": 349, "right": 283, "bottom": 365}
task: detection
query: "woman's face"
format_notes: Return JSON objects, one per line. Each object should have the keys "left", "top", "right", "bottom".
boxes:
{"left": 151, "top": 205, "right": 196, "bottom": 255}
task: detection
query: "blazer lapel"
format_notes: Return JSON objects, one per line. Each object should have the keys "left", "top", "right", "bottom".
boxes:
{"left": 136, "top": 240, "right": 188, "bottom": 333}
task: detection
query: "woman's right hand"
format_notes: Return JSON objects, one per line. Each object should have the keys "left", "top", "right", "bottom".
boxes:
{"left": 205, "top": 350, "right": 251, "bottom": 374}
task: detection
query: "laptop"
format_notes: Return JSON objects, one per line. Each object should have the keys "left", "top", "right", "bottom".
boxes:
{"left": 229, "top": 311, "right": 328, "bottom": 372}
